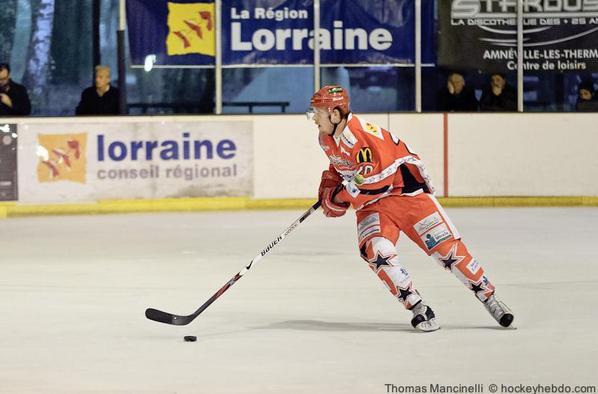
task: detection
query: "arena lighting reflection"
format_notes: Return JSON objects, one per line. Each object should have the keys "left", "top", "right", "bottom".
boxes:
{"left": 144, "top": 54, "right": 157, "bottom": 72}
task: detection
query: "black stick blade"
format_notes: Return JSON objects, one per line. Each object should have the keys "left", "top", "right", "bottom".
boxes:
{"left": 145, "top": 308, "right": 192, "bottom": 326}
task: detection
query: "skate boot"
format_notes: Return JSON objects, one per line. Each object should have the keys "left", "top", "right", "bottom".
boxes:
{"left": 484, "top": 294, "right": 514, "bottom": 327}
{"left": 410, "top": 302, "right": 440, "bottom": 332}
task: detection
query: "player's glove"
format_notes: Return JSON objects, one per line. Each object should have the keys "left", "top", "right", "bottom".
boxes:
{"left": 318, "top": 170, "right": 350, "bottom": 218}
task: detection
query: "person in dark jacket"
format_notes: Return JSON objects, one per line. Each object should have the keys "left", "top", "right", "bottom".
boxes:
{"left": 76, "top": 65, "right": 120, "bottom": 115}
{"left": 575, "top": 79, "right": 598, "bottom": 112}
{"left": 437, "top": 72, "right": 479, "bottom": 112}
{"left": 480, "top": 73, "right": 517, "bottom": 112}
{"left": 0, "top": 63, "right": 31, "bottom": 116}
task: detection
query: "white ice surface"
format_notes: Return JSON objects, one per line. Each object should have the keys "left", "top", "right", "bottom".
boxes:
{"left": 1, "top": 208, "right": 597, "bottom": 393}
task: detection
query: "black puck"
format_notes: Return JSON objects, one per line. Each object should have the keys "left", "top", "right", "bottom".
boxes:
{"left": 183, "top": 335, "right": 197, "bottom": 342}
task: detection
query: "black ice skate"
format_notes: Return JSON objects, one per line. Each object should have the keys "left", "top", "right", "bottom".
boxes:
{"left": 484, "top": 294, "right": 514, "bottom": 327}
{"left": 410, "top": 302, "right": 440, "bottom": 332}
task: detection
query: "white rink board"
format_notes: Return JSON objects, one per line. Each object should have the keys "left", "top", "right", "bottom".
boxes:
{"left": 17, "top": 119, "right": 253, "bottom": 203}
{"left": 252, "top": 114, "right": 389, "bottom": 199}
{"left": 252, "top": 115, "right": 328, "bottom": 199}
{"left": 389, "top": 113, "right": 445, "bottom": 196}
{"left": 448, "top": 113, "right": 598, "bottom": 196}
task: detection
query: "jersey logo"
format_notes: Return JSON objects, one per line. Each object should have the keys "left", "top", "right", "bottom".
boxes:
{"left": 363, "top": 122, "right": 384, "bottom": 140}
{"left": 359, "top": 164, "right": 375, "bottom": 176}
{"left": 329, "top": 154, "right": 353, "bottom": 169}
{"left": 356, "top": 147, "right": 373, "bottom": 164}
{"left": 340, "top": 129, "right": 357, "bottom": 148}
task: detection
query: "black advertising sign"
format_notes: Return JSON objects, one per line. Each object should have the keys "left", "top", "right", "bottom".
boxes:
{"left": 0, "top": 123, "right": 18, "bottom": 201}
{"left": 438, "top": 0, "right": 598, "bottom": 73}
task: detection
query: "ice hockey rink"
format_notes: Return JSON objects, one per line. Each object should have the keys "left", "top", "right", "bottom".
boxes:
{"left": 1, "top": 207, "right": 597, "bottom": 393}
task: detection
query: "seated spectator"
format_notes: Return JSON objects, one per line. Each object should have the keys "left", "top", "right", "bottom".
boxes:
{"left": 0, "top": 62, "right": 31, "bottom": 116}
{"left": 480, "top": 73, "right": 517, "bottom": 112}
{"left": 576, "top": 80, "right": 598, "bottom": 112}
{"left": 76, "top": 65, "right": 120, "bottom": 115}
{"left": 437, "top": 72, "right": 478, "bottom": 112}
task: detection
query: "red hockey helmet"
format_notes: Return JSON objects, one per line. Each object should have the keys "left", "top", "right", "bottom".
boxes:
{"left": 309, "top": 85, "right": 350, "bottom": 114}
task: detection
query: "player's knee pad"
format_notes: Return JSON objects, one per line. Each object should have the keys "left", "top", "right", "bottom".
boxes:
{"left": 359, "top": 237, "right": 421, "bottom": 307}
{"left": 360, "top": 237, "right": 396, "bottom": 262}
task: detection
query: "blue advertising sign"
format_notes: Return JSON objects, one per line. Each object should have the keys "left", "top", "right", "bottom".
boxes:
{"left": 127, "top": 0, "right": 216, "bottom": 66}
{"left": 222, "top": 0, "right": 314, "bottom": 65}
{"left": 223, "top": 0, "right": 435, "bottom": 65}
{"left": 127, "top": 0, "right": 435, "bottom": 66}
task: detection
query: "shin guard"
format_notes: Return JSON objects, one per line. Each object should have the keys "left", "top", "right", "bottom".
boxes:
{"left": 431, "top": 239, "right": 495, "bottom": 302}
{"left": 360, "top": 237, "right": 422, "bottom": 309}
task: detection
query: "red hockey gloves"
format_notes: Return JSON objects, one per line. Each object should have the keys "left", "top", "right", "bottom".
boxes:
{"left": 318, "top": 170, "right": 350, "bottom": 217}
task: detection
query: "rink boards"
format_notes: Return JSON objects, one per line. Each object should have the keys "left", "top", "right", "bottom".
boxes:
{"left": 1, "top": 113, "right": 597, "bottom": 208}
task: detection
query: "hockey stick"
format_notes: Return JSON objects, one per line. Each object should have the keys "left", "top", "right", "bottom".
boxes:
{"left": 145, "top": 201, "right": 321, "bottom": 326}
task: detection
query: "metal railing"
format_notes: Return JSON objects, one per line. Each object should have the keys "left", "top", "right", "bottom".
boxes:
{"left": 128, "top": 101, "right": 290, "bottom": 114}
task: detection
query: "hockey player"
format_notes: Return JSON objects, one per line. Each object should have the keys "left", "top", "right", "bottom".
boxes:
{"left": 308, "top": 85, "right": 514, "bottom": 332}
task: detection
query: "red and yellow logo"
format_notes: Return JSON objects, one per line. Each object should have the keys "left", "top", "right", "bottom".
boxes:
{"left": 166, "top": 2, "right": 215, "bottom": 56}
{"left": 365, "top": 123, "right": 379, "bottom": 135}
{"left": 36, "top": 133, "right": 87, "bottom": 183}
{"left": 363, "top": 122, "right": 383, "bottom": 140}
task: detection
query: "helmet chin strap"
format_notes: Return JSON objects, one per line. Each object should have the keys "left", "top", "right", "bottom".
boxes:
{"left": 329, "top": 113, "right": 347, "bottom": 137}
{"left": 328, "top": 115, "right": 339, "bottom": 136}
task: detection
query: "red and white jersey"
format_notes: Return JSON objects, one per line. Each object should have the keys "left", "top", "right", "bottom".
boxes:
{"left": 319, "top": 114, "right": 435, "bottom": 210}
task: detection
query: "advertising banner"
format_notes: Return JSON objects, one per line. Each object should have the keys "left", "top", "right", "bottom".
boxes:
{"left": 438, "top": 0, "right": 598, "bottom": 72}
{"left": 0, "top": 123, "right": 18, "bottom": 201}
{"left": 17, "top": 121, "right": 253, "bottom": 203}
{"left": 222, "top": 0, "right": 434, "bottom": 65}
{"left": 127, "top": 0, "right": 435, "bottom": 66}
{"left": 127, "top": 0, "right": 216, "bottom": 66}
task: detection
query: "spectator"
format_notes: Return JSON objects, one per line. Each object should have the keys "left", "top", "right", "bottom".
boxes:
{"left": 480, "top": 73, "right": 517, "bottom": 112}
{"left": 76, "top": 65, "right": 120, "bottom": 115}
{"left": 0, "top": 63, "right": 31, "bottom": 116}
{"left": 576, "top": 80, "right": 598, "bottom": 112}
{"left": 437, "top": 72, "right": 478, "bottom": 112}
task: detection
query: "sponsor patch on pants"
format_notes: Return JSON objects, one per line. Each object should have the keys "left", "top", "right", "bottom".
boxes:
{"left": 358, "top": 213, "right": 381, "bottom": 242}
{"left": 414, "top": 212, "right": 443, "bottom": 235}
{"left": 466, "top": 259, "right": 481, "bottom": 275}
{"left": 421, "top": 223, "right": 452, "bottom": 250}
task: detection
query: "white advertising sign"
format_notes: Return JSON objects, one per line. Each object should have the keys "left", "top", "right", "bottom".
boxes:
{"left": 18, "top": 120, "right": 253, "bottom": 203}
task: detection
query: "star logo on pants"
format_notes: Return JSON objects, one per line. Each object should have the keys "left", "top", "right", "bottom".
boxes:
{"left": 370, "top": 252, "right": 392, "bottom": 270}
{"left": 437, "top": 244, "right": 465, "bottom": 270}
{"left": 470, "top": 281, "right": 485, "bottom": 295}
{"left": 397, "top": 286, "right": 413, "bottom": 302}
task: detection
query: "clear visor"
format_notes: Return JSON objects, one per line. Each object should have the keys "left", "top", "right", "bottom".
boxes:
{"left": 305, "top": 106, "right": 316, "bottom": 120}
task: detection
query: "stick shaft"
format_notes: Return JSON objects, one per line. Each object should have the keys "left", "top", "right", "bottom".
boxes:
{"left": 193, "top": 201, "right": 321, "bottom": 315}
{"left": 146, "top": 201, "right": 321, "bottom": 325}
